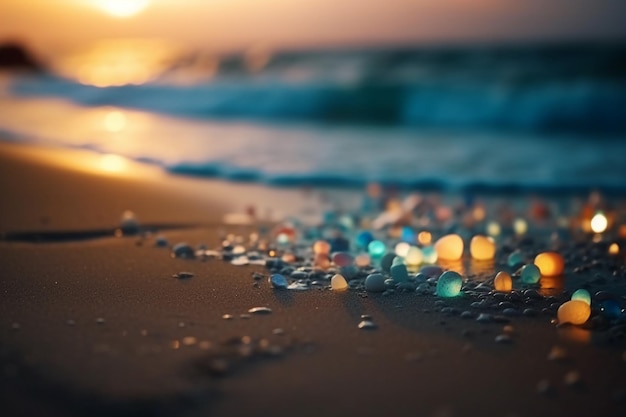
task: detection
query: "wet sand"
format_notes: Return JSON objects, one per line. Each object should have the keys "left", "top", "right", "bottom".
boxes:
{"left": 1, "top": 141, "right": 625, "bottom": 417}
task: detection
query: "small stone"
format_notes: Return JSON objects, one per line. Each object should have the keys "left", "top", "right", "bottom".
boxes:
{"left": 434, "top": 234, "right": 464, "bottom": 260}
{"left": 571, "top": 289, "right": 591, "bottom": 305}
{"left": 173, "top": 271, "right": 194, "bottom": 279}
{"left": 476, "top": 313, "right": 493, "bottom": 323}
{"left": 380, "top": 253, "right": 396, "bottom": 272}
{"left": 118, "top": 210, "right": 140, "bottom": 235}
{"left": 521, "top": 264, "right": 541, "bottom": 284}
{"left": 332, "top": 252, "right": 354, "bottom": 267}
{"left": 269, "top": 274, "right": 288, "bottom": 289}
{"left": 420, "top": 265, "right": 443, "bottom": 278}
{"left": 436, "top": 271, "right": 463, "bottom": 298}
{"left": 494, "top": 271, "right": 513, "bottom": 292}
{"left": 171, "top": 243, "right": 195, "bottom": 259}
{"left": 10, "top": 322, "right": 20, "bottom": 331}
{"left": 358, "top": 320, "right": 377, "bottom": 330}
{"left": 222, "top": 314, "right": 234, "bottom": 320}
{"left": 470, "top": 235, "right": 496, "bottom": 260}
{"left": 290, "top": 271, "right": 308, "bottom": 280}
{"left": 558, "top": 300, "right": 591, "bottom": 325}
{"left": 534, "top": 252, "right": 565, "bottom": 276}
{"left": 390, "top": 263, "right": 409, "bottom": 282}
{"left": 231, "top": 256, "right": 249, "bottom": 266}
{"left": 364, "top": 273, "right": 386, "bottom": 292}
{"left": 502, "top": 308, "right": 520, "bottom": 317}
{"left": 331, "top": 274, "right": 349, "bottom": 291}
{"left": 96, "top": 318, "right": 105, "bottom": 324}
{"left": 495, "top": 334, "right": 512, "bottom": 344}
{"left": 248, "top": 307, "right": 272, "bottom": 315}
{"left": 460, "top": 311, "right": 474, "bottom": 319}
{"left": 155, "top": 235, "right": 169, "bottom": 247}
{"left": 66, "top": 319, "right": 76, "bottom": 326}
{"left": 288, "top": 281, "right": 310, "bottom": 291}
{"left": 507, "top": 250, "right": 524, "bottom": 267}
{"left": 272, "top": 328, "right": 285, "bottom": 335}
{"left": 523, "top": 289, "right": 543, "bottom": 299}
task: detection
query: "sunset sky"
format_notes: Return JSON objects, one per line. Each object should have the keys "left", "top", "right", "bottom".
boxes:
{"left": 2, "top": 0, "right": 626, "bottom": 56}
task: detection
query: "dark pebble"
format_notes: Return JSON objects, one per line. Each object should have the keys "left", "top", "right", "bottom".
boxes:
{"left": 524, "top": 289, "right": 543, "bottom": 300}
{"left": 502, "top": 308, "right": 520, "bottom": 317}
{"left": 476, "top": 313, "right": 493, "bottom": 323}
{"left": 460, "top": 311, "right": 474, "bottom": 319}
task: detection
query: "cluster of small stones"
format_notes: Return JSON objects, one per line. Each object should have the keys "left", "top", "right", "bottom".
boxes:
{"left": 155, "top": 192, "right": 626, "bottom": 335}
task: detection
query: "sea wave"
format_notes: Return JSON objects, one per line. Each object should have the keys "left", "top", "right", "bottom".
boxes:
{"left": 7, "top": 43, "right": 626, "bottom": 134}
{"left": 9, "top": 75, "right": 626, "bottom": 134}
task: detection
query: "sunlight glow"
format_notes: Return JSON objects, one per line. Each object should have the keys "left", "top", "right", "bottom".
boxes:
{"left": 56, "top": 39, "right": 183, "bottom": 86}
{"left": 93, "top": 0, "right": 150, "bottom": 18}
{"left": 99, "top": 154, "right": 128, "bottom": 173}
{"left": 103, "top": 110, "right": 127, "bottom": 132}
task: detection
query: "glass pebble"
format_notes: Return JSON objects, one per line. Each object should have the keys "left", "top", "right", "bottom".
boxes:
{"left": 521, "top": 264, "right": 541, "bottom": 284}
{"left": 436, "top": 271, "right": 463, "bottom": 297}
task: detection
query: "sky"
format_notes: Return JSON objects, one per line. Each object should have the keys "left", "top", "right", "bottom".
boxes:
{"left": 1, "top": 0, "right": 626, "bottom": 56}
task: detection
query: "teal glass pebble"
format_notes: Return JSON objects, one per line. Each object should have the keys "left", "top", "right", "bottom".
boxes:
{"left": 507, "top": 250, "right": 524, "bottom": 267}
{"left": 436, "top": 271, "right": 463, "bottom": 297}
{"left": 571, "top": 289, "right": 591, "bottom": 305}
{"left": 392, "top": 256, "right": 405, "bottom": 267}
{"left": 520, "top": 264, "right": 541, "bottom": 284}
{"left": 390, "top": 263, "right": 409, "bottom": 282}
{"left": 368, "top": 240, "right": 386, "bottom": 257}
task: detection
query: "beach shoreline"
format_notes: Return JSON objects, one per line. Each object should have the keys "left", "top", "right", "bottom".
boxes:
{"left": 1, "top": 140, "right": 626, "bottom": 417}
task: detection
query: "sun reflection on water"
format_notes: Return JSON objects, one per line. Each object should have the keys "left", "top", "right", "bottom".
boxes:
{"left": 54, "top": 39, "right": 185, "bottom": 87}
{"left": 103, "top": 110, "right": 127, "bottom": 132}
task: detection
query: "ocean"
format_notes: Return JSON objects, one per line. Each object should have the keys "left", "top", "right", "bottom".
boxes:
{"left": 1, "top": 42, "right": 625, "bottom": 195}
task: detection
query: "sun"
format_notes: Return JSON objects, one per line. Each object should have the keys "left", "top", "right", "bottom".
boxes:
{"left": 93, "top": 0, "right": 150, "bottom": 18}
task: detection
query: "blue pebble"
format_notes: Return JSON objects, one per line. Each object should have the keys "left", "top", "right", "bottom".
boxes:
{"left": 357, "top": 231, "right": 375, "bottom": 250}
{"left": 364, "top": 273, "right": 386, "bottom": 292}
{"left": 401, "top": 227, "right": 416, "bottom": 243}
{"left": 520, "top": 264, "right": 541, "bottom": 284}
{"left": 390, "top": 263, "right": 409, "bottom": 282}
{"left": 172, "top": 243, "right": 195, "bottom": 259}
{"left": 269, "top": 274, "right": 288, "bottom": 289}
{"left": 436, "top": 271, "right": 463, "bottom": 297}
{"left": 601, "top": 300, "right": 623, "bottom": 320}
{"left": 368, "top": 240, "right": 386, "bottom": 257}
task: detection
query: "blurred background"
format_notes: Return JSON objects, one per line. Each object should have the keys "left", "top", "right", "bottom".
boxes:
{"left": 1, "top": 0, "right": 625, "bottom": 194}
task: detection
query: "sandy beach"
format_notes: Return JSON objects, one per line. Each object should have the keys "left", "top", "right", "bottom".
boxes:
{"left": 1, "top": 141, "right": 625, "bottom": 417}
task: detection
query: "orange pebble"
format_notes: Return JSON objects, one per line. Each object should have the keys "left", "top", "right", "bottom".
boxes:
{"left": 494, "top": 271, "right": 512, "bottom": 292}
{"left": 470, "top": 235, "right": 496, "bottom": 260}
{"left": 534, "top": 252, "right": 564, "bottom": 276}
{"left": 557, "top": 300, "right": 591, "bottom": 325}
{"left": 434, "top": 234, "right": 464, "bottom": 261}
